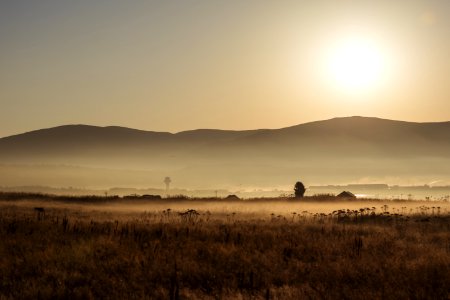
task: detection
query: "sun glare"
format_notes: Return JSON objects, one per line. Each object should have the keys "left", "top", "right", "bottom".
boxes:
{"left": 326, "top": 37, "right": 385, "bottom": 92}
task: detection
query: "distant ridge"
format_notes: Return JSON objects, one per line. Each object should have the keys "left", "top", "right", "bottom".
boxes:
{"left": 1, "top": 116, "right": 450, "bottom": 158}
{"left": 1, "top": 116, "right": 449, "bottom": 188}
{"left": 4, "top": 116, "right": 449, "bottom": 138}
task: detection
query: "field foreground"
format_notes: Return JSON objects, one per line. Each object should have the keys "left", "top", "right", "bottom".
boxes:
{"left": 0, "top": 199, "right": 449, "bottom": 299}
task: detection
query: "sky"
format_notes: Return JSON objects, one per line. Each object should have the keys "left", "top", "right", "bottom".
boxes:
{"left": 1, "top": 0, "right": 450, "bottom": 137}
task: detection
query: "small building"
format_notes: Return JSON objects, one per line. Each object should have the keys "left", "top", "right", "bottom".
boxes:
{"left": 337, "top": 191, "right": 356, "bottom": 198}
{"left": 224, "top": 194, "right": 240, "bottom": 201}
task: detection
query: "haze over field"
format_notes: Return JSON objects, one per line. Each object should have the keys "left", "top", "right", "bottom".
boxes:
{"left": 1, "top": 116, "right": 450, "bottom": 191}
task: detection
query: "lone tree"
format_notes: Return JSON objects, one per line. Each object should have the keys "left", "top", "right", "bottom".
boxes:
{"left": 294, "top": 181, "right": 306, "bottom": 198}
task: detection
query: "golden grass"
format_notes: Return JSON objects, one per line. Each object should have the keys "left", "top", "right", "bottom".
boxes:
{"left": 0, "top": 199, "right": 449, "bottom": 299}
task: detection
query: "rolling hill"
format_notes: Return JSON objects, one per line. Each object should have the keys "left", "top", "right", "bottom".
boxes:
{"left": 1, "top": 116, "right": 449, "bottom": 189}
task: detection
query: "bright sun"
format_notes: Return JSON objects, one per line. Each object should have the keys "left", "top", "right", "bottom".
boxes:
{"left": 326, "top": 37, "right": 385, "bottom": 91}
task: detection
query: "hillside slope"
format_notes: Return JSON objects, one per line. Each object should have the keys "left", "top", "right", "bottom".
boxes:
{"left": 1, "top": 117, "right": 449, "bottom": 188}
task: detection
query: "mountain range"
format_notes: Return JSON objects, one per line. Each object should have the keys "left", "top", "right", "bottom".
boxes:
{"left": 1, "top": 116, "right": 449, "bottom": 189}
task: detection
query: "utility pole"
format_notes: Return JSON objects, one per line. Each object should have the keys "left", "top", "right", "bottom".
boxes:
{"left": 164, "top": 177, "right": 172, "bottom": 193}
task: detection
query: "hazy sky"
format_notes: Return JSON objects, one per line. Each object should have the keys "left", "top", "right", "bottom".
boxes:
{"left": 1, "top": 0, "right": 450, "bottom": 137}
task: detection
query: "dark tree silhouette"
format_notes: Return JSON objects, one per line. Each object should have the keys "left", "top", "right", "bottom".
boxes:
{"left": 294, "top": 181, "right": 306, "bottom": 198}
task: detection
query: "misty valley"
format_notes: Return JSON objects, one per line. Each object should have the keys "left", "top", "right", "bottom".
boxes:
{"left": 1, "top": 117, "right": 450, "bottom": 192}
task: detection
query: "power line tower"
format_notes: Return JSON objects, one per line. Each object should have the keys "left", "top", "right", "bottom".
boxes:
{"left": 164, "top": 176, "right": 172, "bottom": 193}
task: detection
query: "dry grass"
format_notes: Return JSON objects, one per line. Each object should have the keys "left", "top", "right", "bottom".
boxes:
{"left": 0, "top": 199, "right": 449, "bottom": 299}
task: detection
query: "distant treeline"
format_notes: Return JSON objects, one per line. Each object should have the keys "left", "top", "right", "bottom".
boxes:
{"left": 1, "top": 191, "right": 446, "bottom": 204}
{"left": 0, "top": 192, "right": 121, "bottom": 203}
{"left": 0, "top": 192, "right": 244, "bottom": 203}
{"left": 0, "top": 191, "right": 320, "bottom": 203}
{"left": 0, "top": 192, "right": 226, "bottom": 203}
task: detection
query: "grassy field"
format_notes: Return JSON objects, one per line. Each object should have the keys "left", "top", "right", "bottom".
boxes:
{"left": 0, "top": 197, "right": 449, "bottom": 299}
